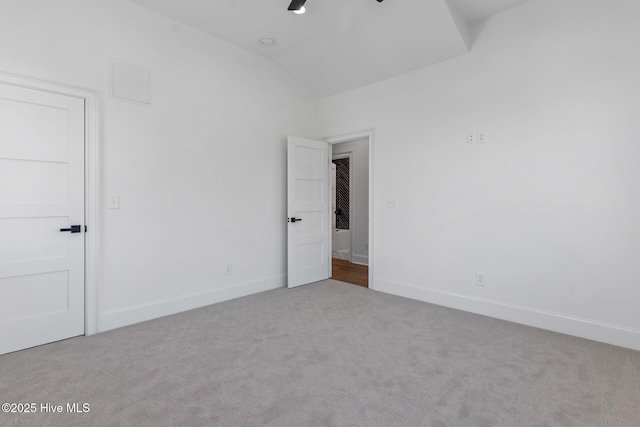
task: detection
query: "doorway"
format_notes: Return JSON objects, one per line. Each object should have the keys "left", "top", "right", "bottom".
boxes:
{"left": 329, "top": 137, "right": 370, "bottom": 288}
{"left": 0, "top": 73, "right": 99, "bottom": 355}
{"left": 286, "top": 131, "right": 373, "bottom": 290}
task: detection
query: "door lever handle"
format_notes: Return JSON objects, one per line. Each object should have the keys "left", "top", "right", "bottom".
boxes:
{"left": 60, "top": 225, "right": 82, "bottom": 233}
{"left": 288, "top": 217, "right": 302, "bottom": 223}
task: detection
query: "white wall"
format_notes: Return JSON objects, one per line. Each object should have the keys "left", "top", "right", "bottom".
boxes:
{"left": 0, "top": 0, "right": 319, "bottom": 331}
{"left": 333, "top": 139, "right": 369, "bottom": 265}
{"left": 319, "top": 0, "right": 640, "bottom": 350}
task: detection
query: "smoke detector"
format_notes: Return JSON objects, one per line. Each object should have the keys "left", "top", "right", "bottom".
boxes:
{"left": 258, "top": 38, "right": 275, "bottom": 47}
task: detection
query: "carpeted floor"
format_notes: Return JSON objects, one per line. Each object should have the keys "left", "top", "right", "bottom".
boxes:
{"left": 1, "top": 280, "right": 639, "bottom": 426}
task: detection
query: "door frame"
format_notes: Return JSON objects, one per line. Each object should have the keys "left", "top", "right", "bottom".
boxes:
{"left": 324, "top": 130, "right": 374, "bottom": 290}
{"left": 0, "top": 71, "right": 101, "bottom": 336}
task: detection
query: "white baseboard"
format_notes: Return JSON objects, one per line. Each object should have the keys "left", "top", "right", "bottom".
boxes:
{"left": 99, "top": 275, "right": 286, "bottom": 332}
{"left": 375, "top": 279, "right": 640, "bottom": 351}
{"left": 352, "top": 254, "right": 368, "bottom": 266}
{"left": 332, "top": 250, "right": 350, "bottom": 261}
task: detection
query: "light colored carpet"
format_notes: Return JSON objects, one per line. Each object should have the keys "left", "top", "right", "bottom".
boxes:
{"left": 1, "top": 280, "right": 639, "bottom": 426}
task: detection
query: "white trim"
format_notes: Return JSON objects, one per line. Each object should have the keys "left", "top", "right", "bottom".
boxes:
{"left": 84, "top": 90, "right": 101, "bottom": 336}
{"left": 328, "top": 143, "right": 333, "bottom": 279}
{"left": 100, "top": 275, "right": 286, "bottom": 332}
{"left": 0, "top": 71, "right": 101, "bottom": 336}
{"left": 324, "top": 130, "right": 374, "bottom": 290}
{"left": 375, "top": 278, "right": 640, "bottom": 351}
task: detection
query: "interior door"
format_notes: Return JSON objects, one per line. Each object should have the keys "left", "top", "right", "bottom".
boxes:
{"left": 0, "top": 82, "right": 85, "bottom": 355}
{"left": 287, "top": 136, "right": 330, "bottom": 288}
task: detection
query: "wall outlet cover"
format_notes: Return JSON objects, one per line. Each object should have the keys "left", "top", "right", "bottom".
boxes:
{"left": 467, "top": 132, "right": 476, "bottom": 145}
{"left": 478, "top": 131, "right": 486, "bottom": 144}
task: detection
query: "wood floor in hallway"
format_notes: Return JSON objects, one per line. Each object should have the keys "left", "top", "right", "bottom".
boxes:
{"left": 331, "top": 258, "right": 368, "bottom": 288}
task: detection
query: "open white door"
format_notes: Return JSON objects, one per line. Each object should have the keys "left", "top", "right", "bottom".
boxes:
{"left": 0, "top": 83, "right": 85, "bottom": 355}
{"left": 287, "top": 136, "right": 330, "bottom": 288}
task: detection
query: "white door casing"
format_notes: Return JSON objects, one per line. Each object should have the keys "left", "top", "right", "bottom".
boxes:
{"left": 287, "top": 136, "right": 330, "bottom": 288}
{"left": 0, "top": 82, "right": 85, "bottom": 355}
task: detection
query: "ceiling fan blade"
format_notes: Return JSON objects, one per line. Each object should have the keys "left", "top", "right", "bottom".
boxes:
{"left": 288, "top": 0, "right": 307, "bottom": 11}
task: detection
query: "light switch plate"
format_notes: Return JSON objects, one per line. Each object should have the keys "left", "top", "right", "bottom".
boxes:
{"left": 477, "top": 131, "right": 487, "bottom": 144}
{"left": 387, "top": 198, "right": 398, "bottom": 208}
{"left": 108, "top": 195, "right": 120, "bottom": 209}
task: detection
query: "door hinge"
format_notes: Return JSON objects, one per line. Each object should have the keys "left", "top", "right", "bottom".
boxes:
{"left": 85, "top": 225, "right": 88, "bottom": 233}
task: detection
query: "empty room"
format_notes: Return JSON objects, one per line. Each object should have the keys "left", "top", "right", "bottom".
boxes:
{"left": 1, "top": 0, "right": 639, "bottom": 426}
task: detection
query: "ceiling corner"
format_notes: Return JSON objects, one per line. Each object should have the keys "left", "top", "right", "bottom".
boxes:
{"left": 444, "top": 0, "right": 473, "bottom": 51}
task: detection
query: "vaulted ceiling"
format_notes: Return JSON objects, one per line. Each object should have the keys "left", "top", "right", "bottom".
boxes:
{"left": 128, "top": 0, "right": 532, "bottom": 97}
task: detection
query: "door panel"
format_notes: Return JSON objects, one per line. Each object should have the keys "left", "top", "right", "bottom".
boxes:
{"left": 0, "top": 158, "right": 69, "bottom": 201}
{"left": 0, "top": 217, "right": 70, "bottom": 262}
{"left": 0, "top": 272, "right": 70, "bottom": 323}
{"left": 287, "top": 137, "right": 330, "bottom": 288}
{"left": 0, "top": 83, "right": 85, "bottom": 355}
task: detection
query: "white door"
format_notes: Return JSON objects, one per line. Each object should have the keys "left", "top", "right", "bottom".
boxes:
{"left": 287, "top": 136, "right": 330, "bottom": 288}
{"left": 0, "top": 82, "right": 85, "bottom": 355}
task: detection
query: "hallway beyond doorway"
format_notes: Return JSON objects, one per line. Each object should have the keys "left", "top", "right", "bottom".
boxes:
{"left": 332, "top": 259, "right": 368, "bottom": 288}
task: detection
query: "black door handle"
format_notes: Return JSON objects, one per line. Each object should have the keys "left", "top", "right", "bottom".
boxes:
{"left": 60, "top": 225, "right": 82, "bottom": 233}
{"left": 288, "top": 217, "right": 302, "bottom": 223}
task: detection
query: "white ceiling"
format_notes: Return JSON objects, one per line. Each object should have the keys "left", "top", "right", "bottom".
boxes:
{"left": 128, "top": 0, "right": 532, "bottom": 97}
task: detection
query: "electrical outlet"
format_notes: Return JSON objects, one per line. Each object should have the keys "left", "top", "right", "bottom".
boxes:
{"left": 467, "top": 132, "right": 476, "bottom": 145}
{"left": 225, "top": 264, "right": 233, "bottom": 276}
{"left": 476, "top": 273, "right": 485, "bottom": 287}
